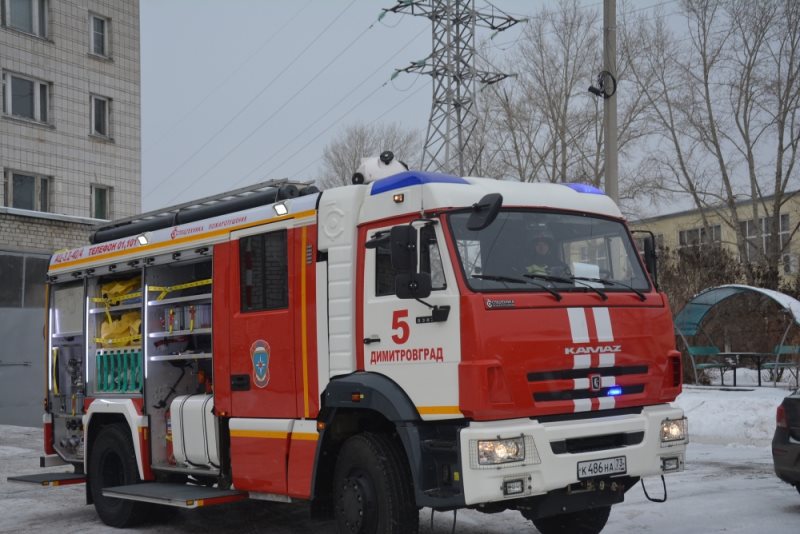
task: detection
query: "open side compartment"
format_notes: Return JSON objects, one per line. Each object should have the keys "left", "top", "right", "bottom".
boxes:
{"left": 142, "top": 253, "right": 218, "bottom": 475}
{"left": 48, "top": 280, "right": 88, "bottom": 464}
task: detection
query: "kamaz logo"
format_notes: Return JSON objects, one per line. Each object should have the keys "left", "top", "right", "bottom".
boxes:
{"left": 564, "top": 345, "right": 622, "bottom": 355}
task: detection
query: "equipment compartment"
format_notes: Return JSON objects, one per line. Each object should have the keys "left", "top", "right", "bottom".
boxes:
{"left": 143, "top": 255, "right": 216, "bottom": 471}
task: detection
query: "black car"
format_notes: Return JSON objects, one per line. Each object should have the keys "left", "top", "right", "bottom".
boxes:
{"left": 773, "top": 391, "right": 800, "bottom": 494}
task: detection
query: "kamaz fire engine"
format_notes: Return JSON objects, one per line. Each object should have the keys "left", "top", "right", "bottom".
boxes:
{"left": 11, "top": 154, "right": 687, "bottom": 534}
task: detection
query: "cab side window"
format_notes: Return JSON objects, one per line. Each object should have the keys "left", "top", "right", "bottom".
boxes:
{"left": 240, "top": 230, "right": 288, "bottom": 311}
{"left": 375, "top": 225, "right": 446, "bottom": 297}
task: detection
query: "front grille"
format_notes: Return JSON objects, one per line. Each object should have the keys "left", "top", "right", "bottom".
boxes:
{"left": 527, "top": 365, "right": 648, "bottom": 382}
{"left": 533, "top": 384, "right": 645, "bottom": 402}
{"left": 550, "top": 431, "right": 645, "bottom": 454}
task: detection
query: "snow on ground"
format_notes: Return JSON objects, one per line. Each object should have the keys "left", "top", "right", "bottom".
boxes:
{"left": 2, "top": 382, "right": 799, "bottom": 533}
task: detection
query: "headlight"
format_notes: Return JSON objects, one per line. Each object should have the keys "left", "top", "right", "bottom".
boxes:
{"left": 660, "top": 417, "right": 688, "bottom": 444}
{"left": 477, "top": 437, "right": 525, "bottom": 465}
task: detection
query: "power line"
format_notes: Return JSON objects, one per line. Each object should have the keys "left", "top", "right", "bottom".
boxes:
{"left": 287, "top": 79, "right": 432, "bottom": 181}
{"left": 144, "top": 0, "right": 359, "bottom": 200}
{"left": 159, "top": 13, "right": 389, "bottom": 206}
{"left": 143, "top": 0, "right": 313, "bottom": 154}
{"left": 229, "top": 25, "right": 429, "bottom": 190}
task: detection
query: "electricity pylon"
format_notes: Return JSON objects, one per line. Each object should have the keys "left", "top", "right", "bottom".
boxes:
{"left": 384, "top": 0, "right": 523, "bottom": 175}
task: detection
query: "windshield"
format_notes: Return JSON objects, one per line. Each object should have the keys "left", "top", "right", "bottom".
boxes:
{"left": 448, "top": 210, "right": 651, "bottom": 294}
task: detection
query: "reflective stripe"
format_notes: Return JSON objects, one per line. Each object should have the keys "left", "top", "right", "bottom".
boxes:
{"left": 592, "top": 307, "right": 614, "bottom": 342}
{"left": 567, "top": 308, "right": 590, "bottom": 343}
{"left": 573, "top": 354, "right": 591, "bottom": 369}
{"left": 598, "top": 353, "right": 615, "bottom": 367}
{"left": 573, "top": 399, "right": 592, "bottom": 412}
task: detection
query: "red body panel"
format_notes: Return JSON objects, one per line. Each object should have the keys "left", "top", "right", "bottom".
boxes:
{"left": 287, "top": 436, "right": 317, "bottom": 499}
{"left": 213, "top": 243, "right": 233, "bottom": 415}
{"left": 225, "top": 237, "right": 298, "bottom": 418}
{"left": 293, "top": 225, "right": 320, "bottom": 419}
{"left": 230, "top": 435, "right": 289, "bottom": 494}
{"left": 43, "top": 421, "right": 55, "bottom": 455}
{"left": 456, "top": 291, "right": 681, "bottom": 420}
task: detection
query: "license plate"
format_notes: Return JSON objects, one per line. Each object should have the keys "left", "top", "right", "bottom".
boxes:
{"left": 577, "top": 456, "right": 627, "bottom": 479}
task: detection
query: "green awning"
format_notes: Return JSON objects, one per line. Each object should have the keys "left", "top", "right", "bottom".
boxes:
{"left": 674, "top": 284, "right": 800, "bottom": 337}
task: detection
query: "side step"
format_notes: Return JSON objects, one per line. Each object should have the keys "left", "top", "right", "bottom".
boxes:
{"left": 103, "top": 482, "right": 247, "bottom": 509}
{"left": 8, "top": 472, "right": 86, "bottom": 487}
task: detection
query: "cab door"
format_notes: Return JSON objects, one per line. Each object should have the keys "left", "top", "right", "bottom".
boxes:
{"left": 361, "top": 221, "right": 462, "bottom": 419}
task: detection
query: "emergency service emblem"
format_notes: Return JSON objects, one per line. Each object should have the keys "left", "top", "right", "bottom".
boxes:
{"left": 250, "top": 340, "right": 271, "bottom": 389}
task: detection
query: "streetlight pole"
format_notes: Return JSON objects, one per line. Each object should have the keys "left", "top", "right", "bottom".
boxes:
{"left": 604, "top": 0, "right": 618, "bottom": 202}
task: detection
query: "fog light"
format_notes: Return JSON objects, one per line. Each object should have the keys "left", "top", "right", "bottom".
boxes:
{"left": 503, "top": 478, "right": 525, "bottom": 496}
{"left": 662, "top": 457, "right": 680, "bottom": 472}
{"left": 477, "top": 437, "right": 525, "bottom": 465}
{"left": 660, "top": 417, "right": 687, "bottom": 444}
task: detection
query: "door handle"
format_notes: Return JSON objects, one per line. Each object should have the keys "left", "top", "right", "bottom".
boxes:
{"left": 363, "top": 336, "right": 381, "bottom": 345}
{"left": 231, "top": 374, "right": 250, "bottom": 391}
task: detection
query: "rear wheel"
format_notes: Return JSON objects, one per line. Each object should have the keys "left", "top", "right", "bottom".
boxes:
{"left": 528, "top": 505, "right": 611, "bottom": 534}
{"left": 333, "top": 432, "right": 418, "bottom": 534}
{"left": 89, "top": 423, "right": 152, "bottom": 528}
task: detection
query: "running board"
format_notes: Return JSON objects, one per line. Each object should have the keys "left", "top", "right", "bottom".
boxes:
{"left": 103, "top": 482, "right": 246, "bottom": 509}
{"left": 7, "top": 472, "right": 86, "bottom": 487}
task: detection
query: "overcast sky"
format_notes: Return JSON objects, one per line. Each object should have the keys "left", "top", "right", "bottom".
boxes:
{"left": 139, "top": 1, "right": 664, "bottom": 212}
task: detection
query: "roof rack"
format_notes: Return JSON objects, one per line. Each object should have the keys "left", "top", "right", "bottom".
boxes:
{"left": 90, "top": 178, "right": 318, "bottom": 244}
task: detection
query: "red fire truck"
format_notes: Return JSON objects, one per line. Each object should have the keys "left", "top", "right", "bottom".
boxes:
{"left": 11, "top": 154, "right": 687, "bottom": 534}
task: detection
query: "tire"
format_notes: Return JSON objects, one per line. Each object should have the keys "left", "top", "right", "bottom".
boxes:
{"left": 89, "top": 423, "right": 152, "bottom": 528}
{"left": 529, "top": 505, "right": 611, "bottom": 534}
{"left": 333, "top": 432, "right": 418, "bottom": 534}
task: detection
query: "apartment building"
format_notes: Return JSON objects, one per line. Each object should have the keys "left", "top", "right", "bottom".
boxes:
{"left": 630, "top": 192, "right": 799, "bottom": 278}
{"left": 0, "top": 0, "right": 140, "bottom": 425}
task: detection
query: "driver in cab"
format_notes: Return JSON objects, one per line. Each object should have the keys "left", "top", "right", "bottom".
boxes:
{"left": 526, "top": 229, "right": 569, "bottom": 277}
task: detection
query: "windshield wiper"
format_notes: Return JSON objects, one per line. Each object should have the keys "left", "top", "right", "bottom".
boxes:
{"left": 524, "top": 273, "right": 608, "bottom": 301}
{"left": 472, "top": 274, "right": 562, "bottom": 301}
{"left": 570, "top": 276, "right": 647, "bottom": 301}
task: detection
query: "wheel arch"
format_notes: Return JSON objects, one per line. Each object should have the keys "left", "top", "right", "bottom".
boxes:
{"left": 309, "top": 372, "right": 420, "bottom": 515}
{"left": 84, "top": 399, "right": 149, "bottom": 481}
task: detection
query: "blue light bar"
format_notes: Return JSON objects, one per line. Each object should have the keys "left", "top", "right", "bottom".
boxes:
{"left": 371, "top": 171, "right": 468, "bottom": 195}
{"left": 563, "top": 183, "right": 605, "bottom": 195}
{"left": 608, "top": 386, "right": 623, "bottom": 396}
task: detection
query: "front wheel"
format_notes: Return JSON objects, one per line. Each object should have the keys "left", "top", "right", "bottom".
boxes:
{"left": 89, "top": 423, "right": 152, "bottom": 528}
{"left": 333, "top": 432, "right": 418, "bottom": 534}
{"left": 528, "top": 505, "right": 611, "bottom": 534}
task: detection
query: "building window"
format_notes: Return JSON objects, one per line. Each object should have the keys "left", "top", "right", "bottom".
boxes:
{"left": 239, "top": 230, "right": 288, "bottom": 312}
{"left": 0, "top": 252, "right": 49, "bottom": 307}
{"left": 2, "top": 72, "right": 49, "bottom": 123}
{"left": 90, "top": 95, "right": 110, "bottom": 137}
{"left": 739, "top": 214, "right": 790, "bottom": 262}
{"left": 4, "top": 170, "right": 49, "bottom": 212}
{"left": 89, "top": 14, "right": 109, "bottom": 56}
{"left": 678, "top": 225, "right": 721, "bottom": 249}
{"left": 92, "top": 185, "right": 110, "bottom": 219}
{"left": 3, "top": 0, "right": 47, "bottom": 37}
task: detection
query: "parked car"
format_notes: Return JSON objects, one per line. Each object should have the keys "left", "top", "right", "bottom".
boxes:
{"left": 773, "top": 391, "right": 800, "bottom": 494}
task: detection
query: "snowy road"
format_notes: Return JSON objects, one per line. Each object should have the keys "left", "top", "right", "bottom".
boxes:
{"left": 2, "top": 386, "right": 799, "bottom": 533}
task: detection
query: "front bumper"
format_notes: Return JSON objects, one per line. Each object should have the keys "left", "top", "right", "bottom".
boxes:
{"left": 458, "top": 404, "right": 686, "bottom": 505}
{"left": 772, "top": 429, "right": 800, "bottom": 485}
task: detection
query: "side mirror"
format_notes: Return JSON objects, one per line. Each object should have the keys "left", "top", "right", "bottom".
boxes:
{"left": 395, "top": 272, "right": 432, "bottom": 299}
{"left": 467, "top": 193, "right": 503, "bottom": 231}
{"left": 390, "top": 225, "right": 416, "bottom": 273}
{"left": 643, "top": 235, "right": 658, "bottom": 289}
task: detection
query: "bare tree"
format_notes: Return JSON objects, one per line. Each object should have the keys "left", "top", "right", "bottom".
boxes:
{"left": 317, "top": 123, "right": 420, "bottom": 189}
{"left": 474, "top": 0, "right": 652, "bottom": 191}
{"left": 622, "top": 0, "right": 800, "bottom": 286}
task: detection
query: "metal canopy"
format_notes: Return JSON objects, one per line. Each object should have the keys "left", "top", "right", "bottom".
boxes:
{"left": 674, "top": 284, "right": 800, "bottom": 337}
